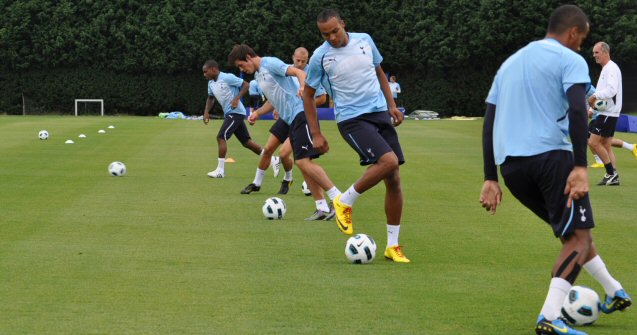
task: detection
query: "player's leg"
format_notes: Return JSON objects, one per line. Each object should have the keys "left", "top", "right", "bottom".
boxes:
{"left": 501, "top": 151, "right": 590, "bottom": 334}
{"left": 232, "top": 116, "right": 263, "bottom": 155}
{"left": 208, "top": 117, "right": 234, "bottom": 178}
{"left": 241, "top": 134, "right": 281, "bottom": 194}
{"left": 277, "top": 138, "right": 295, "bottom": 194}
{"left": 288, "top": 112, "right": 341, "bottom": 219}
{"left": 299, "top": 167, "right": 333, "bottom": 221}
{"left": 382, "top": 167, "right": 409, "bottom": 263}
{"left": 335, "top": 112, "right": 402, "bottom": 235}
{"left": 592, "top": 117, "right": 620, "bottom": 185}
{"left": 612, "top": 138, "right": 637, "bottom": 159}
{"left": 241, "top": 121, "right": 287, "bottom": 194}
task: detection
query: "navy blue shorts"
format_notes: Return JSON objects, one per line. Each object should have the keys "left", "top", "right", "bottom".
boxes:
{"left": 500, "top": 150, "right": 595, "bottom": 238}
{"left": 217, "top": 113, "right": 251, "bottom": 144}
{"left": 269, "top": 118, "right": 290, "bottom": 144}
{"left": 337, "top": 111, "right": 405, "bottom": 166}
{"left": 289, "top": 112, "right": 321, "bottom": 161}
{"left": 589, "top": 115, "right": 618, "bottom": 138}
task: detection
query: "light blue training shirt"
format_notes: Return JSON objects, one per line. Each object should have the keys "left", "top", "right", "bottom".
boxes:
{"left": 292, "top": 65, "right": 326, "bottom": 98}
{"left": 306, "top": 32, "right": 387, "bottom": 123}
{"left": 207, "top": 72, "right": 247, "bottom": 116}
{"left": 249, "top": 79, "right": 261, "bottom": 96}
{"left": 486, "top": 38, "right": 591, "bottom": 165}
{"left": 255, "top": 57, "right": 304, "bottom": 125}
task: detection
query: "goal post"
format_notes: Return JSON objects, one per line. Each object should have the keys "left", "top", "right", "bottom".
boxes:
{"left": 74, "top": 99, "right": 104, "bottom": 116}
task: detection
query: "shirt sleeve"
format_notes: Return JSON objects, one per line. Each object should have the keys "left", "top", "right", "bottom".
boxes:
{"left": 223, "top": 73, "right": 245, "bottom": 89}
{"left": 594, "top": 66, "right": 620, "bottom": 100}
{"left": 207, "top": 81, "right": 214, "bottom": 97}
{"left": 363, "top": 33, "right": 383, "bottom": 67}
{"left": 306, "top": 50, "right": 324, "bottom": 90}
{"left": 562, "top": 54, "right": 590, "bottom": 93}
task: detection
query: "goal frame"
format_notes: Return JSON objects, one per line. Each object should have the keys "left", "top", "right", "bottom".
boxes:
{"left": 74, "top": 99, "right": 104, "bottom": 116}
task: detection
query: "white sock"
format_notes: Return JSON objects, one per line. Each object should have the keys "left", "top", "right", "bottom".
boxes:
{"left": 583, "top": 255, "right": 622, "bottom": 296}
{"left": 326, "top": 186, "right": 341, "bottom": 201}
{"left": 539, "top": 277, "right": 571, "bottom": 321}
{"left": 387, "top": 224, "right": 400, "bottom": 247}
{"left": 284, "top": 170, "right": 293, "bottom": 181}
{"left": 316, "top": 199, "right": 329, "bottom": 212}
{"left": 217, "top": 158, "right": 225, "bottom": 171}
{"left": 260, "top": 148, "right": 264, "bottom": 156}
{"left": 622, "top": 141, "right": 634, "bottom": 151}
{"left": 594, "top": 154, "right": 603, "bottom": 164}
{"left": 339, "top": 185, "right": 360, "bottom": 206}
{"left": 253, "top": 168, "right": 265, "bottom": 186}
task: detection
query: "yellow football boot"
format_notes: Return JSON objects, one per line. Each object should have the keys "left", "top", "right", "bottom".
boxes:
{"left": 384, "top": 245, "right": 411, "bottom": 263}
{"left": 333, "top": 195, "right": 353, "bottom": 235}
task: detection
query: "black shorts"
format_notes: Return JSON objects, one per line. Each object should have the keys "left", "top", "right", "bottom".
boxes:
{"left": 269, "top": 118, "right": 290, "bottom": 144}
{"left": 589, "top": 115, "right": 618, "bottom": 138}
{"left": 289, "top": 112, "right": 321, "bottom": 161}
{"left": 500, "top": 150, "right": 595, "bottom": 238}
{"left": 337, "top": 111, "right": 405, "bottom": 166}
{"left": 217, "top": 113, "right": 251, "bottom": 144}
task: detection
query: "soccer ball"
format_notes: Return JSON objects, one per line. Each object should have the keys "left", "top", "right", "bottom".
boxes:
{"left": 593, "top": 99, "right": 607, "bottom": 111}
{"left": 38, "top": 130, "right": 49, "bottom": 140}
{"left": 108, "top": 161, "right": 127, "bottom": 176}
{"left": 301, "top": 181, "right": 311, "bottom": 196}
{"left": 344, "top": 234, "right": 377, "bottom": 264}
{"left": 262, "top": 197, "right": 286, "bottom": 220}
{"left": 561, "top": 286, "right": 600, "bottom": 326}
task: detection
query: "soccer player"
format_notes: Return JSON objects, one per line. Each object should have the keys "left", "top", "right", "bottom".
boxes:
{"left": 480, "top": 5, "right": 631, "bottom": 335}
{"left": 202, "top": 60, "right": 274, "bottom": 178}
{"left": 228, "top": 44, "right": 342, "bottom": 220}
{"left": 588, "top": 42, "right": 623, "bottom": 186}
{"left": 304, "top": 9, "right": 409, "bottom": 263}
{"left": 240, "top": 47, "right": 332, "bottom": 211}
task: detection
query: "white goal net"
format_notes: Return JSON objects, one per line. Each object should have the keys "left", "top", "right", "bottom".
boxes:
{"left": 74, "top": 99, "right": 104, "bottom": 116}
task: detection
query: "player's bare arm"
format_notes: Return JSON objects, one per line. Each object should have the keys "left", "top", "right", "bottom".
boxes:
{"left": 302, "top": 85, "right": 329, "bottom": 153}
{"left": 248, "top": 101, "right": 274, "bottom": 125}
{"left": 203, "top": 96, "right": 216, "bottom": 125}
{"left": 286, "top": 66, "right": 306, "bottom": 97}
{"left": 231, "top": 81, "right": 249, "bottom": 108}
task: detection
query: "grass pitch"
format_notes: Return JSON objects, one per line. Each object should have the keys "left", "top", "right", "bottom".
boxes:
{"left": 0, "top": 116, "right": 635, "bottom": 334}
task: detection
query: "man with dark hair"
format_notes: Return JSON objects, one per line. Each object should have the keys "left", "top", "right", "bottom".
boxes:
{"left": 304, "top": 9, "right": 409, "bottom": 263}
{"left": 229, "top": 44, "right": 342, "bottom": 219}
{"left": 480, "top": 5, "right": 631, "bottom": 334}
{"left": 202, "top": 59, "right": 273, "bottom": 178}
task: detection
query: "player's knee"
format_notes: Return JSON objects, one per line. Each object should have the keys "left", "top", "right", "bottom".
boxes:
{"left": 378, "top": 152, "right": 399, "bottom": 171}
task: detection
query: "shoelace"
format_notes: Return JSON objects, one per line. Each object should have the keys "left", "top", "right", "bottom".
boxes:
{"left": 393, "top": 246, "right": 405, "bottom": 257}
{"left": 343, "top": 207, "right": 352, "bottom": 224}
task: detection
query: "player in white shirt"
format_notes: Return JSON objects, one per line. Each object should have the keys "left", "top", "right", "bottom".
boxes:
{"left": 588, "top": 42, "right": 623, "bottom": 185}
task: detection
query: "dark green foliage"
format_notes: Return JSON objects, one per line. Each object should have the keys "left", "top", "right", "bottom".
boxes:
{"left": 1, "top": 0, "right": 636, "bottom": 115}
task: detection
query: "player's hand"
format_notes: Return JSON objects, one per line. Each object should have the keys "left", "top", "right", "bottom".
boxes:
{"left": 203, "top": 111, "right": 210, "bottom": 125}
{"left": 564, "top": 166, "right": 589, "bottom": 208}
{"left": 479, "top": 180, "right": 502, "bottom": 215}
{"left": 248, "top": 111, "right": 259, "bottom": 125}
{"left": 588, "top": 95, "right": 596, "bottom": 106}
{"left": 297, "top": 87, "right": 304, "bottom": 98}
{"left": 389, "top": 107, "right": 403, "bottom": 127}
{"left": 312, "top": 133, "right": 329, "bottom": 154}
{"left": 231, "top": 98, "right": 239, "bottom": 108}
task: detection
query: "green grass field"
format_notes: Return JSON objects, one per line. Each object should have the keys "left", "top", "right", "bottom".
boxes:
{"left": 1, "top": 116, "right": 636, "bottom": 334}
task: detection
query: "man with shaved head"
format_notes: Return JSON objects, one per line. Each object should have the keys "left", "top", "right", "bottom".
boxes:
{"left": 480, "top": 5, "right": 631, "bottom": 334}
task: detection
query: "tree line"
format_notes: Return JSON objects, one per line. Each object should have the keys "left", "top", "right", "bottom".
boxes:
{"left": 1, "top": 0, "right": 636, "bottom": 116}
